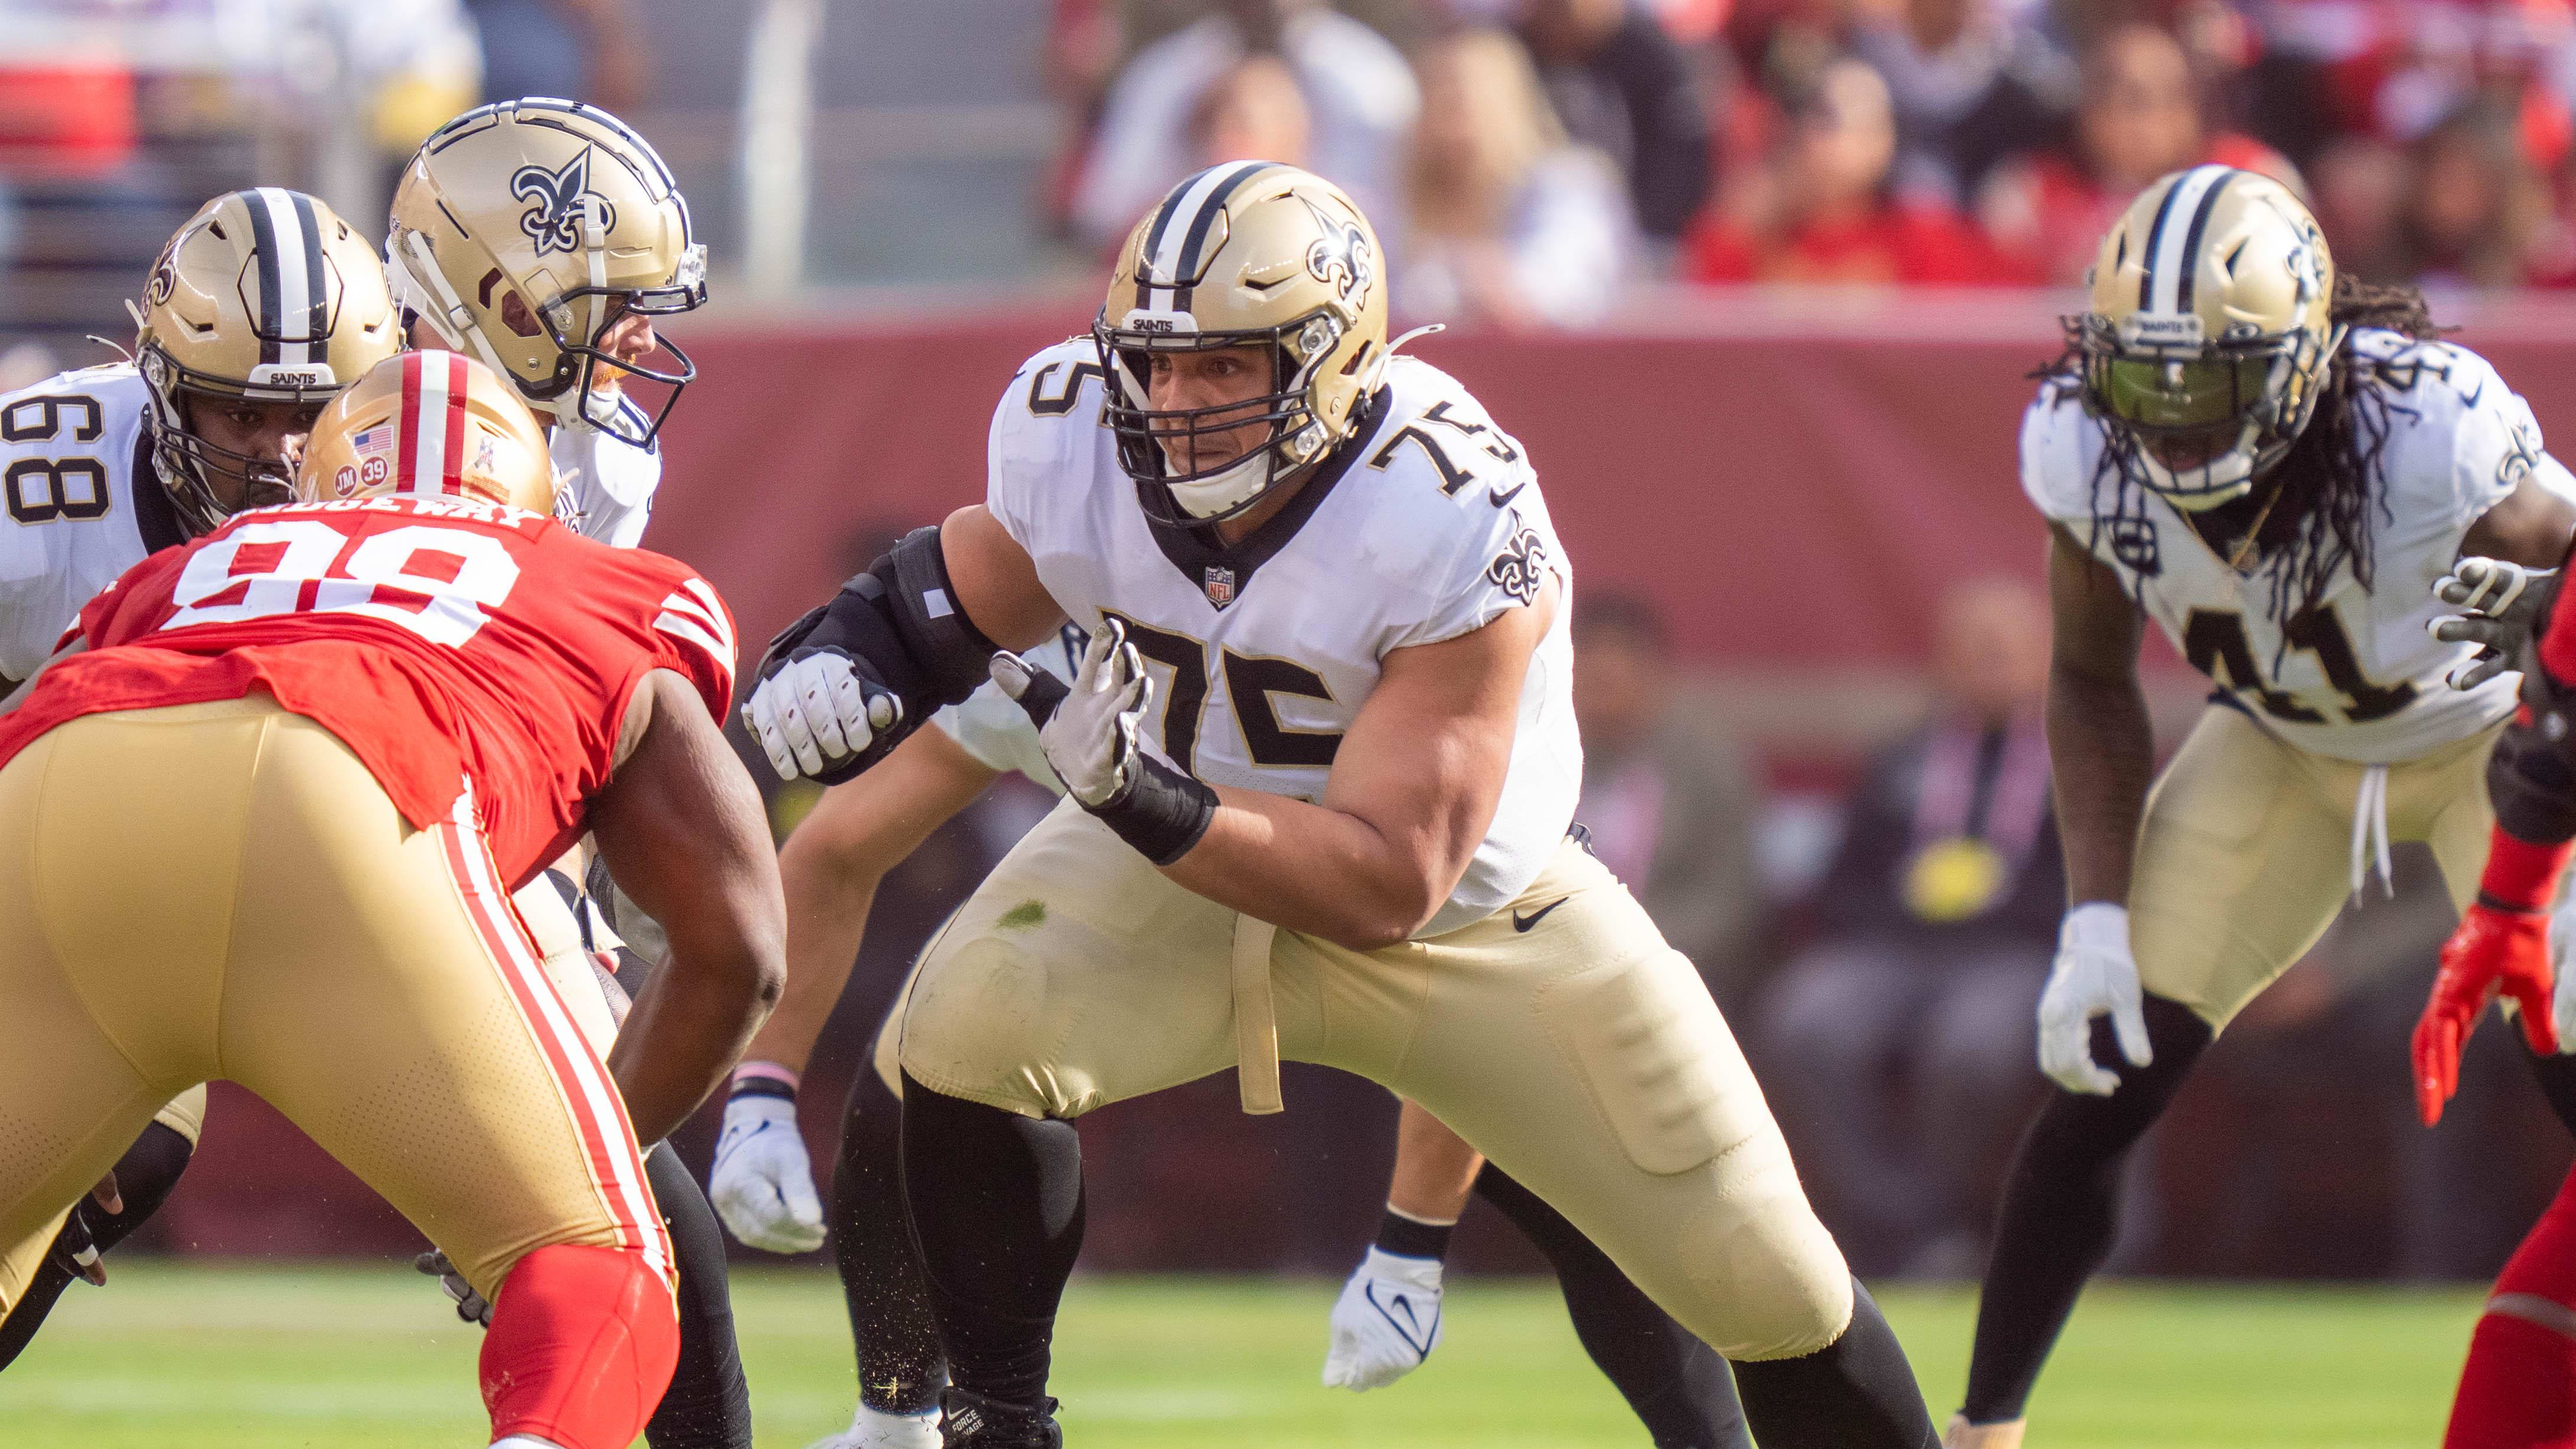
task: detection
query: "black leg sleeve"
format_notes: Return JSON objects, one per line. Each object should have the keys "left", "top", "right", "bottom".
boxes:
{"left": 644, "top": 1142, "right": 755, "bottom": 1449}
{"left": 900, "top": 1073, "right": 1084, "bottom": 1410}
{"left": 1959, "top": 996, "right": 2210, "bottom": 1424}
{"left": 1471, "top": 1165, "right": 1751, "bottom": 1449}
{"left": 836, "top": 1062, "right": 946, "bottom": 1414}
{"left": 0, "top": 1121, "right": 196, "bottom": 1373}
{"left": 1730, "top": 1279, "right": 1937, "bottom": 1449}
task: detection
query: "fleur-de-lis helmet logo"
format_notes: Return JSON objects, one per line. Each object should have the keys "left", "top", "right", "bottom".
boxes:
{"left": 1299, "top": 194, "right": 1373, "bottom": 306}
{"left": 512, "top": 148, "right": 617, "bottom": 258}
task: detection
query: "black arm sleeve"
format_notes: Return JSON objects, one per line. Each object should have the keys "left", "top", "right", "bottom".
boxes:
{"left": 2493, "top": 706, "right": 2576, "bottom": 846}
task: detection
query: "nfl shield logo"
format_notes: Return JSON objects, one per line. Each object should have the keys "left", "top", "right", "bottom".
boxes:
{"left": 1203, "top": 565, "right": 1236, "bottom": 609}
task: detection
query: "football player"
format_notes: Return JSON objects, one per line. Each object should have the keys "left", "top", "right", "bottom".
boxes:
{"left": 1946, "top": 166, "right": 2576, "bottom": 1449}
{"left": 0, "top": 348, "right": 782, "bottom": 1449}
{"left": 0, "top": 185, "right": 399, "bottom": 1367}
{"left": 739, "top": 161, "right": 1937, "bottom": 1448}
{"left": 2410, "top": 554, "right": 2576, "bottom": 1449}
{"left": 711, "top": 627, "right": 1753, "bottom": 1448}
{"left": 382, "top": 96, "right": 761, "bottom": 1449}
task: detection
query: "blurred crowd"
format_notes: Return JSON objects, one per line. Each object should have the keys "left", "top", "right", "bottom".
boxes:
{"left": 1043, "top": 0, "right": 2576, "bottom": 319}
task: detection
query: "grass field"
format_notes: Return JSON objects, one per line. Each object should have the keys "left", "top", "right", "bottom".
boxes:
{"left": 0, "top": 1264, "right": 2493, "bottom": 1447}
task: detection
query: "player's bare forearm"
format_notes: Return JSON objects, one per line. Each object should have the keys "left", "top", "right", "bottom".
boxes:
{"left": 1162, "top": 587, "right": 1551, "bottom": 950}
{"left": 592, "top": 672, "right": 787, "bottom": 1145}
{"left": 941, "top": 504, "right": 1066, "bottom": 653}
{"left": 751, "top": 725, "right": 997, "bottom": 1073}
{"left": 2460, "top": 472, "right": 2576, "bottom": 569}
{"left": 2045, "top": 526, "right": 2154, "bottom": 907}
{"left": 1388, "top": 1099, "right": 1484, "bottom": 1223}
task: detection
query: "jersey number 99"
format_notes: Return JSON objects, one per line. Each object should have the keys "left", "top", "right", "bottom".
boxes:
{"left": 161, "top": 519, "right": 521, "bottom": 647}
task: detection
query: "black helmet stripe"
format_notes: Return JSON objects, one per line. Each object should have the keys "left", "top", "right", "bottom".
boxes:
{"left": 2139, "top": 165, "right": 2229, "bottom": 316}
{"left": 1168, "top": 161, "right": 1278, "bottom": 314}
{"left": 2173, "top": 169, "right": 2238, "bottom": 315}
{"left": 242, "top": 190, "right": 283, "bottom": 365}
{"left": 244, "top": 188, "right": 328, "bottom": 367}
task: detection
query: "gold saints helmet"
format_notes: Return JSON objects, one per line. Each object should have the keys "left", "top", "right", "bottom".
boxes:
{"left": 296, "top": 350, "right": 559, "bottom": 517}
{"left": 386, "top": 97, "right": 706, "bottom": 450}
{"left": 132, "top": 188, "right": 400, "bottom": 535}
{"left": 1096, "top": 162, "right": 1390, "bottom": 525}
{"left": 2075, "top": 164, "right": 2341, "bottom": 511}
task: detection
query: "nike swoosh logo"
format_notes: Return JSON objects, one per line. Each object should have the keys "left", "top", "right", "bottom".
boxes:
{"left": 1488, "top": 482, "right": 1527, "bottom": 507}
{"left": 1513, "top": 897, "right": 1569, "bottom": 932}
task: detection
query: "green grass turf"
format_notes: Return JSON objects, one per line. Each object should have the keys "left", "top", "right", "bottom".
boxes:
{"left": 0, "top": 1264, "right": 2493, "bottom": 1447}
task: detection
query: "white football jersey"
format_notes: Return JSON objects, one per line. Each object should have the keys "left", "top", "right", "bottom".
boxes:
{"left": 987, "top": 338, "right": 1581, "bottom": 936}
{"left": 931, "top": 622, "right": 1086, "bottom": 795}
{"left": 0, "top": 364, "right": 190, "bottom": 683}
{"left": 550, "top": 399, "right": 661, "bottom": 548}
{"left": 2021, "top": 330, "right": 2576, "bottom": 764}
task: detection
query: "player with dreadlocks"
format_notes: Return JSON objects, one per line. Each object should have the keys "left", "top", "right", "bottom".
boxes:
{"left": 1942, "top": 166, "right": 2576, "bottom": 1448}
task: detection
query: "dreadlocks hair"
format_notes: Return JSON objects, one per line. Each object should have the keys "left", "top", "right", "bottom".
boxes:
{"left": 2062, "top": 272, "right": 2447, "bottom": 629}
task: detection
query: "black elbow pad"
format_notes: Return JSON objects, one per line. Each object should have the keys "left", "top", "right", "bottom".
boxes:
{"left": 754, "top": 527, "right": 1001, "bottom": 767}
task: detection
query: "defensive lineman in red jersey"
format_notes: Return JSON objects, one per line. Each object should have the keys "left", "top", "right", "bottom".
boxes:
{"left": 0, "top": 351, "right": 784, "bottom": 1449}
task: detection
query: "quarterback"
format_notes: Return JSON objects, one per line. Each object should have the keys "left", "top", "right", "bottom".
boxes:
{"left": 0, "top": 349, "right": 781, "bottom": 1449}
{"left": 1949, "top": 166, "right": 2576, "bottom": 1448}
{"left": 741, "top": 161, "right": 1937, "bottom": 1448}
{"left": 714, "top": 624, "right": 1754, "bottom": 1449}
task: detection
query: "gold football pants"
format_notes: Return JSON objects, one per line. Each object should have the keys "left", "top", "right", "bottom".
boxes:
{"left": 2132, "top": 704, "right": 2497, "bottom": 1029}
{"left": 895, "top": 800, "right": 1855, "bottom": 1362}
{"left": 0, "top": 696, "right": 667, "bottom": 1314}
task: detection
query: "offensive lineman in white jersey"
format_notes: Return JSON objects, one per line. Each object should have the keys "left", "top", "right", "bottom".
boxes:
{"left": 382, "top": 97, "right": 766, "bottom": 1449}
{"left": 1948, "top": 167, "right": 2576, "bottom": 1448}
{"left": 740, "top": 161, "right": 1939, "bottom": 1448}
{"left": 0, "top": 186, "right": 400, "bottom": 1369}
{"left": 712, "top": 611, "right": 1760, "bottom": 1449}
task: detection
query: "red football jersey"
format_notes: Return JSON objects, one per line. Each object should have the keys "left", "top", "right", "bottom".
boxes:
{"left": 0, "top": 494, "right": 737, "bottom": 888}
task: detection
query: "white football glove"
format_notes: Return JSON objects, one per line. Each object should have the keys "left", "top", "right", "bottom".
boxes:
{"left": 2431, "top": 557, "right": 2559, "bottom": 691}
{"left": 742, "top": 652, "right": 903, "bottom": 782}
{"left": 991, "top": 617, "right": 1150, "bottom": 807}
{"left": 2037, "top": 902, "right": 2153, "bottom": 1096}
{"left": 1322, "top": 1246, "right": 1445, "bottom": 1391}
{"left": 709, "top": 1095, "right": 828, "bottom": 1253}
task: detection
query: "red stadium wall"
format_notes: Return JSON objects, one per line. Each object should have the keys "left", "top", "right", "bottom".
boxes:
{"left": 149, "top": 298, "right": 2576, "bottom": 1274}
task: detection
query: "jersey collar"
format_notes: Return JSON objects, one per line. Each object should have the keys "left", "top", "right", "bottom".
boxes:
{"left": 1136, "top": 384, "right": 1389, "bottom": 611}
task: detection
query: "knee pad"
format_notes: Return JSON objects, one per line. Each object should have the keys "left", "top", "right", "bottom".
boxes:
{"left": 1672, "top": 1135, "right": 1854, "bottom": 1362}
{"left": 899, "top": 936, "right": 1081, "bottom": 1119}
{"left": 480, "top": 1243, "right": 678, "bottom": 1449}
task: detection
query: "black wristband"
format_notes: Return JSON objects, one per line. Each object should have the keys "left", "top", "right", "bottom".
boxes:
{"left": 728, "top": 1076, "right": 796, "bottom": 1103}
{"left": 1084, "top": 750, "right": 1217, "bottom": 866}
{"left": 1374, "top": 1207, "right": 1455, "bottom": 1262}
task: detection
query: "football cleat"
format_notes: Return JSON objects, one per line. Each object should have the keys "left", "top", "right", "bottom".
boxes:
{"left": 936, "top": 1387, "right": 1060, "bottom": 1448}
{"left": 805, "top": 1404, "right": 941, "bottom": 1449}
